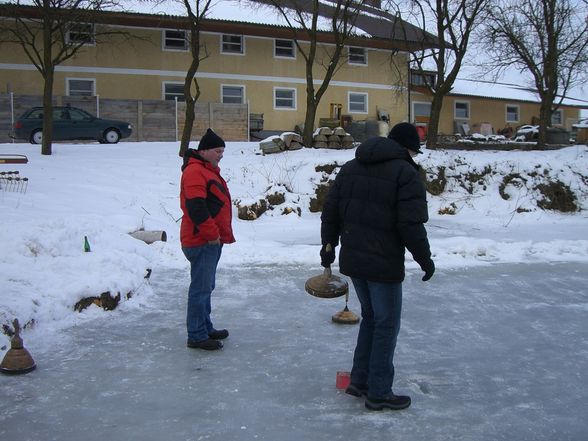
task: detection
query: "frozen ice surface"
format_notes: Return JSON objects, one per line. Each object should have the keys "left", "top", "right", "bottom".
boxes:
{"left": 1, "top": 263, "right": 587, "bottom": 441}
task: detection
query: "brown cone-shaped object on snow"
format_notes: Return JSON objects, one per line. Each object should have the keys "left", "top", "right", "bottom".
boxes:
{"left": 331, "top": 291, "right": 360, "bottom": 325}
{"left": 0, "top": 318, "right": 36, "bottom": 375}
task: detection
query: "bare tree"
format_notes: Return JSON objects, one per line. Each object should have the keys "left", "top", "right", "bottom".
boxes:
{"left": 258, "top": 0, "right": 364, "bottom": 147}
{"left": 483, "top": 0, "right": 588, "bottom": 146}
{"left": 386, "top": 0, "right": 487, "bottom": 148}
{"left": 0, "top": 0, "right": 132, "bottom": 155}
{"left": 177, "top": 0, "right": 212, "bottom": 157}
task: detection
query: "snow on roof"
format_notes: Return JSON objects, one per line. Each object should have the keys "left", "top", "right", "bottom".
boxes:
{"left": 450, "top": 78, "right": 588, "bottom": 108}
{"left": 121, "top": 0, "right": 372, "bottom": 36}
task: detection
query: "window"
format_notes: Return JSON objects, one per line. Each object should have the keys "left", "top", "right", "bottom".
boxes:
{"left": 66, "top": 23, "right": 95, "bottom": 45}
{"left": 67, "top": 78, "right": 95, "bottom": 97}
{"left": 274, "top": 88, "right": 296, "bottom": 110}
{"left": 413, "top": 102, "right": 432, "bottom": 120}
{"left": 506, "top": 104, "right": 520, "bottom": 123}
{"left": 274, "top": 39, "right": 295, "bottom": 58}
{"left": 348, "top": 47, "right": 367, "bottom": 65}
{"left": 454, "top": 101, "right": 470, "bottom": 119}
{"left": 164, "top": 29, "right": 188, "bottom": 50}
{"left": 348, "top": 92, "right": 368, "bottom": 113}
{"left": 163, "top": 82, "right": 184, "bottom": 101}
{"left": 221, "top": 85, "right": 245, "bottom": 104}
{"left": 221, "top": 34, "right": 244, "bottom": 54}
{"left": 411, "top": 72, "right": 436, "bottom": 88}
{"left": 68, "top": 108, "right": 93, "bottom": 121}
{"left": 551, "top": 109, "right": 563, "bottom": 125}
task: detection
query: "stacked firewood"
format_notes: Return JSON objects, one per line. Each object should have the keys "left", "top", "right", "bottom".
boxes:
{"left": 312, "top": 126, "right": 354, "bottom": 149}
{"left": 259, "top": 132, "right": 304, "bottom": 154}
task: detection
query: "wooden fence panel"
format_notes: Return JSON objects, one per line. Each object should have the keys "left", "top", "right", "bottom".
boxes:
{"left": 0, "top": 93, "right": 248, "bottom": 143}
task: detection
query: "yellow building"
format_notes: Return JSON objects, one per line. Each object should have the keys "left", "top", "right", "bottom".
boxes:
{"left": 0, "top": 3, "right": 435, "bottom": 139}
{"left": 410, "top": 73, "right": 588, "bottom": 137}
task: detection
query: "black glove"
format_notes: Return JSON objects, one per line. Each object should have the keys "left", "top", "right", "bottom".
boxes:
{"left": 320, "top": 244, "right": 336, "bottom": 268}
{"left": 421, "top": 259, "right": 435, "bottom": 281}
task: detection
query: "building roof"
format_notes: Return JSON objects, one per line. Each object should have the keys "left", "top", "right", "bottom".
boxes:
{"left": 449, "top": 78, "right": 588, "bottom": 108}
{"left": 0, "top": 0, "right": 440, "bottom": 51}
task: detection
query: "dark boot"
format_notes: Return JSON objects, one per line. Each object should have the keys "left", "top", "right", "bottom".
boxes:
{"left": 187, "top": 338, "right": 223, "bottom": 350}
{"left": 345, "top": 383, "right": 368, "bottom": 397}
{"left": 208, "top": 329, "right": 229, "bottom": 340}
{"left": 365, "top": 394, "right": 411, "bottom": 411}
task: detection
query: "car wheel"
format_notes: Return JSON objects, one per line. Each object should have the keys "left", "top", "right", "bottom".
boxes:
{"left": 103, "top": 128, "right": 120, "bottom": 144}
{"left": 31, "top": 129, "right": 42, "bottom": 144}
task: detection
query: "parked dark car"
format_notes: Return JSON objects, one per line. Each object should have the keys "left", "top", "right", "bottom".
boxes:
{"left": 11, "top": 106, "right": 133, "bottom": 144}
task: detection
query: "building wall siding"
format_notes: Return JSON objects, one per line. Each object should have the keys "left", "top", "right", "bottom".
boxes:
{"left": 0, "top": 22, "right": 409, "bottom": 135}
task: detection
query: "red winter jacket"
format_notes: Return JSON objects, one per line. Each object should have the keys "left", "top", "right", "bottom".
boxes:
{"left": 180, "top": 151, "right": 235, "bottom": 247}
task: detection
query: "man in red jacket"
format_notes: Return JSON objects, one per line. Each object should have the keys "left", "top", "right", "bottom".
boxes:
{"left": 180, "top": 128, "right": 235, "bottom": 350}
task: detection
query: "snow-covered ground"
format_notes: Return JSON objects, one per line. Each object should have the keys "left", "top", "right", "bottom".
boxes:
{"left": 1, "top": 140, "right": 587, "bottom": 343}
{"left": 1, "top": 140, "right": 588, "bottom": 439}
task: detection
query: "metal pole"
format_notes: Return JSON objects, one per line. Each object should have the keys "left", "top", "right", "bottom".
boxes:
{"left": 10, "top": 92, "right": 14, "bottom": 143}
{"left": 96, "top": 94, "right": 100, "bottom": 118}
{"left": 247, "top": 100, "right": 251, "bottom": 142}
{"left": 407, "top": 58, "right": 412, "bottom": 123}
{"left": 175, "top": 97, "right": 178, "bottom": 142}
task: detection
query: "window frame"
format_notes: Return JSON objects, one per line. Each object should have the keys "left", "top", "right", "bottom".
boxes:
{"left": 221, "top": 34, "right": 245, "bottom": 55}
{"left": 454, "top": 100, "right": 470, "bottom": 119}
{"left": 66, "top": 23, "right": 95, "bottom": 46}
{"left": 66, "top": 78, "right": 95, "bottom": 97}
{"left": 273, "top": 87, "right": 297, "bottom": 110}
{"left": 221, "top": 84, "right": 246, "bottom": 104}
{"left": 412, "top": 101, "right": 432, "bottom": 120}
{"left": 274, "top": 39, "right": 295, "bottom": 59}
{"left": 551, "top": 109, "right": 563, "bottom": 125}
{"left": 506, "top": 104, "right": 520, "bottom": 123}
{"left": 411, "top": 72, "right": 436, "bottom": 88}
{"left": 162, "top": 82, "right": 185, "bottom": 101}
{"left": 348, "top": 47, "right": 367, "bottom": 66}
{"left": 348, "top": 91, "right": 368, "bottom": 114}
{"left": 163, "top": 29, "right": 189, "bottom": 51}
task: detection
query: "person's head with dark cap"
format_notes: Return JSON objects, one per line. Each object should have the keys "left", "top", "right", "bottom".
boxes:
{"left": 197, "top": 128, "right": 225, "bottom": 167}
{"left": 388, "top": 122, "right": 422, "bottom": 156}
{"left": 198, "top": 128, "right": 225, "bottom": 151}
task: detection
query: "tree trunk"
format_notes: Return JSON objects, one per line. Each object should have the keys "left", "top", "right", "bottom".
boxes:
{"left": 41, "top": 67, "right": 54, "bottom": 156}
{"left": 41, "top": 5, "right": 53, "bottom": 156}
{"left": 426, "top": 94, "right": 445, "bottom": 149}
{"left": 303, "top": 98, "right": 317, "bottom": 148}
{"left": 179, "top": 96, "right": 195, "bottom": 157}
{"left": 178, "top": 60, "right": 200, "bottom": 157}
{"left": 537, "top": 99, "right": 551, "bottom": 147}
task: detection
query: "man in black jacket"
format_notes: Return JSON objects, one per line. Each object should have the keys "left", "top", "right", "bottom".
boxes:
{"left": 320, "top": 122, "right": 435, "bottom": 411}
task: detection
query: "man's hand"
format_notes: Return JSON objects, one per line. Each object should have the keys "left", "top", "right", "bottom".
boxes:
{"left": 421, "top": 259, "right": 435, "bottom": 281}
{"left": 320, "top": 244, "right": 336, "bottom": 268}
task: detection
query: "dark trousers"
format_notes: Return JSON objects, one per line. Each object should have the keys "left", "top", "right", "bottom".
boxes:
{"left": 350, "top": 277, "right": 403, "bottom": 399}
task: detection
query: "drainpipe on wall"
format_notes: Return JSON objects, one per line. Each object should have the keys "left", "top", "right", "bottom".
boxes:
{"left": 175, "top": 97, "right": 178, "bottom": 142}
{"left": 96, "top": 94, "right": 100, "bottom": 118}
{"left": 247, "top": 100, "right": 251, "bottom": 142}
{"left": 407, "top": 60, "right": 412, "bottom": 124}
{"left": 10, "top": 92, "right": 14, "bottom": 143}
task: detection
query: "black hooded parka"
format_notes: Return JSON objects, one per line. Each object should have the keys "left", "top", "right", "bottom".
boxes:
{"left": 320, "top": 136, "right": 433, "bottom": 283}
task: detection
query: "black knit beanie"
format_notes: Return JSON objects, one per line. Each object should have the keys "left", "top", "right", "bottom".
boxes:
{"left": 198, "top": 128, "right": 225, "bottom": 150}
{"left": 388, "top": 122, "right": 422, "bottom": 153}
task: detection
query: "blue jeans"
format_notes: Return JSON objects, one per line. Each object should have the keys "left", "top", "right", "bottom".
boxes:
{"left": 350, "top": 278, "right": 403, "bottom": 399}
{"left": 182, "top": 244, "right": 222, "bottom": 342}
